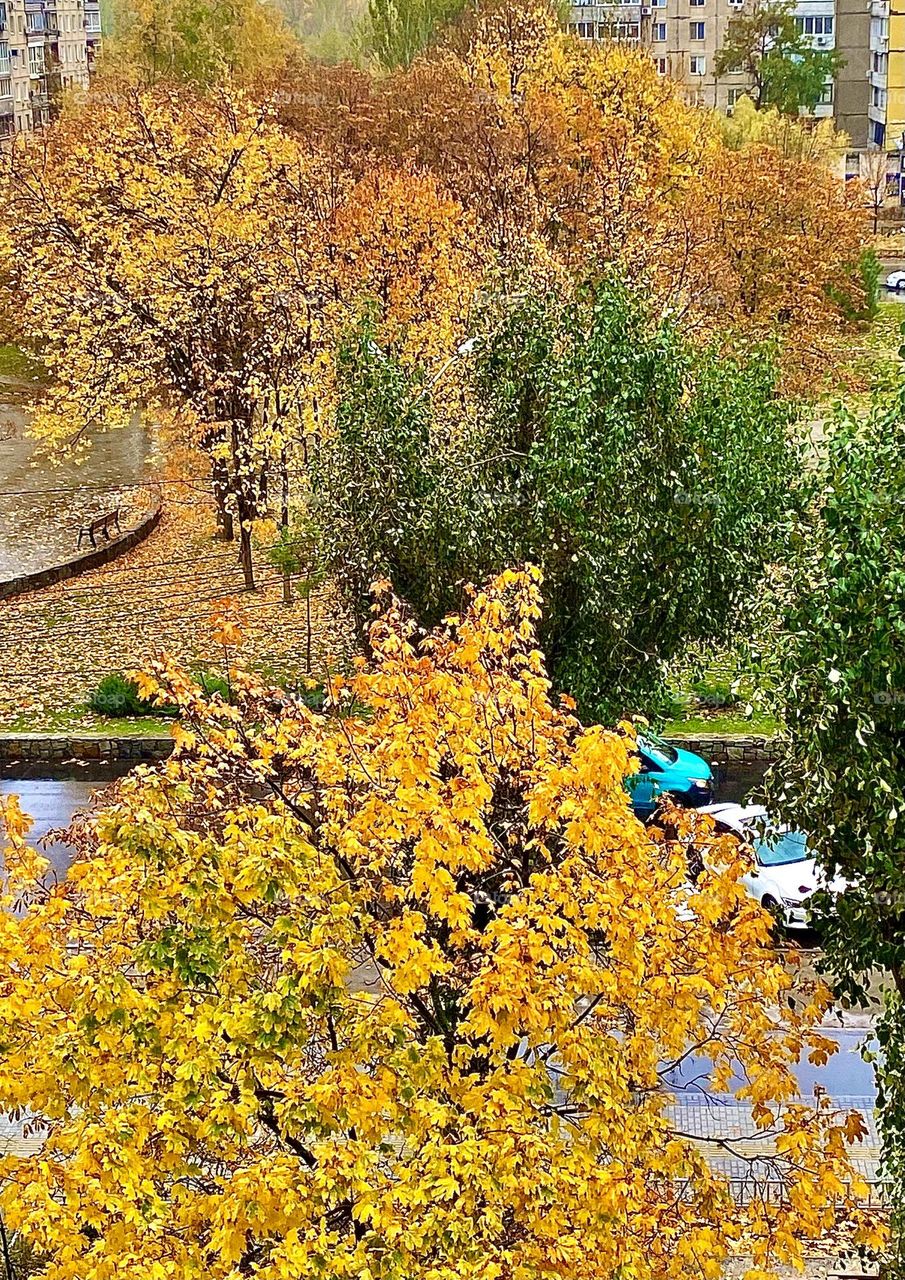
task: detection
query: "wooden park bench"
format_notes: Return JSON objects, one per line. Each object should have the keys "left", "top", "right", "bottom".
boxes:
{"left": 77, "top": 508, "right": 122, "bottom": 550}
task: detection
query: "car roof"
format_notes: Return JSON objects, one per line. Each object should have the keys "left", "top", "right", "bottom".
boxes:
{"left": 698, "top": 802, "right": 767, "bottom": 833}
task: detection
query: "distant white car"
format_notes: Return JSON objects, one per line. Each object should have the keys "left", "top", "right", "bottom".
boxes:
{"left": 886, "top": 270, "right": 905, "bottom": 291}
{"left": 698, "top": 803, "right": 848, "bottom": 931}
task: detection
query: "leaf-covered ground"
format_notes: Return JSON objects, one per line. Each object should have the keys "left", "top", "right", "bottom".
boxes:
{"left": 0, "top": 493, "right": 354, "bottom": 732}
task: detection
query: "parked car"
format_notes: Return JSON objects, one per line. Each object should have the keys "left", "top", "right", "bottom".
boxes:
{"left": 698, "top": 802, "right": 847, "bottom": 930}
{"left": 627, "top": 731, "right": 713, "bottom": 817}
{"left": 886, "top": 270, "right": 905, "bottom": 291}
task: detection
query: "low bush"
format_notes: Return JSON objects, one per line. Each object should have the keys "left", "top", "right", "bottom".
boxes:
{"left": 88, "top": 673, "right": 177, "bottom": 719}
{"left": 690, "top": 678, "right": 740, "bottom": 711}
{"left": 194, "top": 669, "right": 232, "bottom": 701}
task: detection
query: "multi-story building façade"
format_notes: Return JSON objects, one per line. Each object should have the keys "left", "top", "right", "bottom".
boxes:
{"left": 0, "top": 0, "right": 97, "bottom": 138}
{"left": 568, "top": 0, "right": 836, "bottom": 115}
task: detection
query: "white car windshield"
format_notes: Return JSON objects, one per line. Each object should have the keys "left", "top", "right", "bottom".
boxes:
{"left": 754, "top": 829, "right": 809, "bottom": 867}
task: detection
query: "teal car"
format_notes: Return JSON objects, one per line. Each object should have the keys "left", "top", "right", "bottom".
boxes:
{"left": 627, "top": 731, "right": 713, "bottom": 817}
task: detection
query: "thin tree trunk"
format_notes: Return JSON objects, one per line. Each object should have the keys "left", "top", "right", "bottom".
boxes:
{"left": 281, "top": 445, "right": 291, "bottom": 606}
{"left": 230, "top": 415, "right": 255, "bottom": 590}
{"left": 306, "top": 591, "right": 312, "bottom": 673}
{"left": 238, "top": 504, "right": 255, "bottom": 591}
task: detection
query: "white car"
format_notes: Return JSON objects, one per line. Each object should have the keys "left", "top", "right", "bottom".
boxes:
{"left": 886, "top": 270, "right": 905, "bottom": 291}
{"left": 697, "top": 803, "right": 847, "bottom": 931}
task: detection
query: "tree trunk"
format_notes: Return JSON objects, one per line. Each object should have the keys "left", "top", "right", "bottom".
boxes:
{"left": 281, "top": 446, "right": 291, "bottom": 606}
{"left": 238, "top": 513, "right": 255, "bottom": 591}
{"left": 306, "top": 591, "right": 312, "bottom": 673}
{"left": 212, "top": 459, "right": 234, "bottom": 541}
{"left": 229, "top": 414, "right": 256, "bottom": 590}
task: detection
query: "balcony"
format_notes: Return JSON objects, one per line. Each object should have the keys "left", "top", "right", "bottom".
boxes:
{"left": 570, "top": 1, "right": 644, "bottom": 15}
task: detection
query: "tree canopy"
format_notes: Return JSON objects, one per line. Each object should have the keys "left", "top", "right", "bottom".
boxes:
{"left": 0, "top": 570, "right": 884, "bottom": 1278}
{"left": 765, "top": 399, "right": 905, "bottom": 1259}
{"left": 99, "top": 0, "right": 298, "bottom": 84}
{"left": 312, "top": 280, "right": 799, "bottom": 720}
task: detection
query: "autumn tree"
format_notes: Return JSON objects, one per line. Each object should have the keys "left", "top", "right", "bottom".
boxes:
{"left": 274, "top": 26, "right": 866, "bottom": 386}
{"left": 100, "top": 0, "right": 298, "bottom": 85}
{"left": 0, "top": 84, "right": 334, "bottom": 589}
{"left": 0, "top": 569, "right": 884, "bottom": 1278}
{"left": 719, "top": 93, "right": 848, "bottom": 165}
{"left": 715, "top": 0, "right": 843, "bottom": 115}
{"left": 312, "top": 279, "right": 799, "bottom": 720}
{"left": 0, "top": 81, "right": 484, "bottom": 589}
{"left": 685, "top": 139, "right": 866, "bottom": 392}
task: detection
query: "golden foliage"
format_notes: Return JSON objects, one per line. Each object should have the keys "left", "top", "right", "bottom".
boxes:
{"left": 98, "top": 0, "right": 299, "bottom": 86}
{"left": 0, "top": 569, "right": 885, "bottom": 1277}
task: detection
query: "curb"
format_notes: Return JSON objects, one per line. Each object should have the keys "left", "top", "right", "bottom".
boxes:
{"left": 0, "top": 504, "right": 162, "bottom": 600}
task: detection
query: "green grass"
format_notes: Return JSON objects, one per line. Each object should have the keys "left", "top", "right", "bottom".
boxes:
{"left": 845, "top": 301, "right": 904, "bottom": 395}
{"left": 0, "top": 342, "right": 48, "bottom": 384}
{"left": 0, "top": 707, "right": 175, "bottom": 737}
{"left": 665, "top": 711, "right": 781, "bottom": 737}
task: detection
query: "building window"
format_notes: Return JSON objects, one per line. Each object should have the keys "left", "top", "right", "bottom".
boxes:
{"left": 25, "top": 10, "right": 46, "bottom": 32}
{"left": 652, "top": 21, "right": 667, "bottom": 40}
{"left": 690, "top": 20, "right": 705, "bottom": 39}
{"left": 872, "top": 120, "right": 886, "bottom": 146}
{"left": 690, "top": 0, "right": 705, "bottom": 6}
{"left": 690, "top": 55, "right": 706, "bottom": 74}
{"left": 726, "top": 87, "right": 747, "bottom": 108}
{"left": 0, "top": 4, "right": 7, "bottom": 29}
{"left": 651, "top": 0, "right": 667, "bottom": 7}
{"left": 817, "top": 81, "right": 834, "bottom": 105}
{"left": 654, "top": 56, "right": 668, "bottom": 74}
{"left": 795, "top": 14, "right": 833, "bottom": 34}
{"left": 0, "top": 40, "right": 8, "bottom": 75}
{"left": 27, "top": 43, "right": 44, "bottom": 76}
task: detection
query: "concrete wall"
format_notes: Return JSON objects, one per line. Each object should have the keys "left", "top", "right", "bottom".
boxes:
{"left": 0, "top": 504, "right": 161, "bottom": 600}
{"left": 836, "top": 0, "right": 872, "bottom": 147}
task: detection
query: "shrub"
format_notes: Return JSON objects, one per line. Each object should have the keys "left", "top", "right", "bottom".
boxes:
{"left": 194, "top": 669, "right": 232, "bottom": 702}
{"left": 690, "top": 678, "right": 740, "bottom": 710}
{"left": 89, "top": 674, "right": 177, "bottom": 718}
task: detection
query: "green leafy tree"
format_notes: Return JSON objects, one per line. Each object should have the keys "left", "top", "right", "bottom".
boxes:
{"left": 765, "top": 399, "right": 905, "bottom": 1270}
{"left": 363, "top": 0, "right": 467, "bottom": 68}
{"left": 312, "top": 279, "right": 799, "bottom": 720}
{"left": 715, "top": 0, "right": 844, "bottom": 115}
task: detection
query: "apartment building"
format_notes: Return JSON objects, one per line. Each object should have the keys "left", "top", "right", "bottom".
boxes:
{"left": 0, "top": 0, "right": 96, "bottom": 138}
{"left": 568, "top": 0, "right": 836, "bottom": 116}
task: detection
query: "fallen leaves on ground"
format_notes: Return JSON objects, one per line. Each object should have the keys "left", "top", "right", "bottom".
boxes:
{"left": 0, "top": 489, "right": 354, "bottom": 731}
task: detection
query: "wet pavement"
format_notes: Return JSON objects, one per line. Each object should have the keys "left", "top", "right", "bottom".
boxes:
{"left": 0, "top": 772, "right": 122, "bottom": 880}
{"left": 0, "top": 390, "right": 153, "bottom": 578}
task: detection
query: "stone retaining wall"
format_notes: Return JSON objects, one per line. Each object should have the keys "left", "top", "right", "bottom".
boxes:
{"left": 0, "top": 734, "right": 172, "bottom": 763}
{"left": 0, "top": 731, "right": 781, "bottom": 766}
{"left": 669, "top": 735, "right": 779, "bottom": 766}
{"left": 0, "top": 505, "right": 162, "bottom": 600}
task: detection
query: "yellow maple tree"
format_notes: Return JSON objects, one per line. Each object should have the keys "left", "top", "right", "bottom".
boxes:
{"left": 0, "top": 79, "right": 486, "bottom": 590}
{"left": 0, "top": 569, "right": 884, "bottom": 1278}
